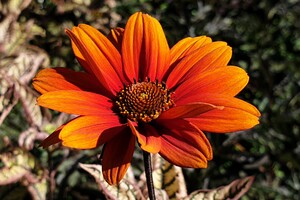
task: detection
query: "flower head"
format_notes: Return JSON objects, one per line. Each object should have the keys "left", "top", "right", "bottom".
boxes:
{"left": 33, "top": 12, "right": 260, "bottom": 185}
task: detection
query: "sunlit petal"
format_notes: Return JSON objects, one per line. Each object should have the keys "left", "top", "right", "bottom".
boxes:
{"left": 33, "top": 67, "right": 108, "bottom": 95}
{"left": 66, "top": 27, "right": 123, "bottom": 95}
{"left": 78, "top": 24, "right": 127, "bottom": 84}
{"left": 167, "top": 42, "right": 231, "bottom": 89}
{"left": 122, "top": 12, "right": 170, "bottom": 82}
{"left": 60, "top": 115, "right": 125, "bottom": 149}
{"left": 169, "top": 36, "right": 212, "bottom": 65}
{"left": 174, "top": 66, "right": 249, "bottom": 101}
{"left": 37, "top": 90, "right": 113, "bottom": 116}
{"left": 184, "top": 94, "right": 260, "bottom": 132}
{"left": 158, "top": 102, "right": 222, "bottom": 120}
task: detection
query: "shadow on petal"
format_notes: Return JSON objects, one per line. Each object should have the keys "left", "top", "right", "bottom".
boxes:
{"left": 155, "top": 119, "right": 212, "bottom": 168}
{"left": 127, "top": 120, "right": 161, "bottom": 153}
{"left": 102, "top": 128, "right": 135, "bottom": 185}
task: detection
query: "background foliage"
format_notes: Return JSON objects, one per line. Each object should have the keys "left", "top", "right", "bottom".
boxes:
{"left": 0, "top": 0, "right": 299, "bottom": 199}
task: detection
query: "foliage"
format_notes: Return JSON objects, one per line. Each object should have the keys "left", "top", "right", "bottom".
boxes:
{"left": 0, "top": 0, "right": 299, "bottom": 199}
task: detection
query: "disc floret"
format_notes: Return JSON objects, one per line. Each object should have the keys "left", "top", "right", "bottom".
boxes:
{"left": 116, "top": 78, "right": 174, "bottom": 123}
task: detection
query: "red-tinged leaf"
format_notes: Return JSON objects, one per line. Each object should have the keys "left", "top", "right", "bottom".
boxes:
{"left": 0, "top": 165, "right": 29, "bottom": 185}
{"left": 79, "top": 163, "right": 144, "bottom": 200}
{"left": 0, "top": 72, "right": 18, "bottom": 125}
{"left": 184, "top": 176, "right": 255, "bottom": 200}
{"left": 27, "top": 177, "right": 47, "bottom": 200}
{"left": 18, "top": 83, "right": 44, "bottom": 126}
{"left": 18, "top": 127, "right": 50, "bottom": 150}
{"left": 4, "top": 0, "right": 31, "bottom": 16}
{"left": 0, "top": 47, "right": 49, "bottom": 126}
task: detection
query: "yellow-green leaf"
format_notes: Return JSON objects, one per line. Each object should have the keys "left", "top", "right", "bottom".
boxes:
{"left": 0, "top": 148, "right": 35, "bottom": 185}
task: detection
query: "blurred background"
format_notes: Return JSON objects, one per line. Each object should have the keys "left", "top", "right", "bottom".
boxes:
{"left": 0, "top": 0, "right": 299, "bottom": 199}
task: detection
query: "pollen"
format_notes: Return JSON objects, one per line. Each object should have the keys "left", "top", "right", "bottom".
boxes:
{"left": 116, "top": 78, "right": 174, "bottom": 123}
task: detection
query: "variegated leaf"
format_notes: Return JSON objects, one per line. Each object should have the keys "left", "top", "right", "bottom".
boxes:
{"left": 184, "top": 176, "right": 255, "bottom": 200}
{"left": 151, "top": 154, "right": 187, "bottom": 200}
{"left": 0, "top": 71, "right": 18, "bottom": 125}
{"left": 0, "top": 148, "right": 47, "bottom": 199}
{"left": 27, "top": 176, "right": 47, "bottom": 200}
{"left": 1, "top": 0, "right": 31, "bottom": 16}
{"left": 79, "top": 163, "right": 144, "bottom": 200}
{"left": 18, "top": 127, "right": 50, "bottom": 150}
{"left": 0, "top": 148, "right": 35, "bottom": 185}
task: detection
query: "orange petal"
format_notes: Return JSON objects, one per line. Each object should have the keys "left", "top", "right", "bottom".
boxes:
{"left": 78, "top": 24, "right": 127, "bottom": 84}
{"left": 32, "top": 67, "right": 109, "bottom": 95}
{"left": 107, "top": 27, "right": 124, "bottom": 52}
{"left": 158, "top": 103, "right": 222, "bottom": 120}
{"left": 177, "top": 93, "right": 260, "bottom": 117}
{"left": 170, "top": 36, "right": 212, "bottom": 65}
{"left": 37, "top": 90, "right": 113, "bottom": 116}
{"left": 102, "top": 128, "right": 135, "bottom": 185}
{"left": 184, "top": 94, "right": 260, "bottom": 133}
{"left": 122, "top": 12, "right": 170, "bottom": 82}
{"left": 190, "top": 109, "right": 260, "bottom": 133}
{"left": 59, "top": 115, "right": 124, "bottom": 149}
{"left": 166, "top": 42, "right": 231, "bottom": 89}
{"left": 127, "top": 120, "right": 161, "bottom": 153}
{"left": 66, "top": 26, "right": 123, "bottom": 95}
{"left": 156, "top": 119, "right": 212, "bottom": 168}
{"left": 174, "top": 66, "right": 249, "bottom": 101}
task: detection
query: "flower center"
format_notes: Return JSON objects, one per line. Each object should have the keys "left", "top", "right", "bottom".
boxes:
{"left": 115, "top": 79, "right": 174, "bottom": 123}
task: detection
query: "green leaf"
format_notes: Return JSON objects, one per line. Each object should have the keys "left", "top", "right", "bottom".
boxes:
{"left": 0, "top": 148, "right": 47, "bottom": 200}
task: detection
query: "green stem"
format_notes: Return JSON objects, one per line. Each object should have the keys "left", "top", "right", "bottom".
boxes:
{"left": 143, "top": 151, "right": 156, "bottom": 200}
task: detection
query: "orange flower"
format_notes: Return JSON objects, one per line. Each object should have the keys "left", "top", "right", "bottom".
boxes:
{"left": 33, "top": 12, "right": 260, "bottom": 185}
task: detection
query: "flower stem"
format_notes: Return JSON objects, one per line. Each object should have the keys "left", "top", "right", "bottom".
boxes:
{"left": 143, "top": 151, "right": 156, "bottom": 200}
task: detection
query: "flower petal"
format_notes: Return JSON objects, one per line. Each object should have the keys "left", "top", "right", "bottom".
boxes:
{"left": 59, "top": 115, "right": 124, "bottom": 149}
{"left": 107, "top": 27, "right": 124, "bottom": 52}
{"left": 177, "top": 93, "right": 260, "bottom": 116}
{"left": 166, "top": 42, "right": 231, "bottom": 89}
{"left": 122, "top": 12, "right": 170, "bottom": 82}
{"left": 174, "top": 66, "right": 249, "bottom": 101}
{"left": 102, "top": 128, "right": 135, "bottom": 185}
{"left": 127, "top": 120, "right": 161, "bottom": 153}
{"left": 169, "top": 36, "right": 212, "bottom": 65}
{"left": 40, "top": 125, "right": 63, "bottom": 148}
{"left": 77, "top": 24, "right": 127, "bottom": 84}
{"left": 37, "top": 90, "right": 113, "bottom": 116}
{"left": 158, "top": 103, "right": 222, "bottom": 120}
{"left": 156, "top": 119, "right": 212, "bottom": 168}
{"left": 66, "top": 26, "right": 123, "bottom": 95}
{"left": 32, "top": 67, "right": 107, "bottom": 95}
{"left": 184, "top": 94, "right": 261, "bottom": 133}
